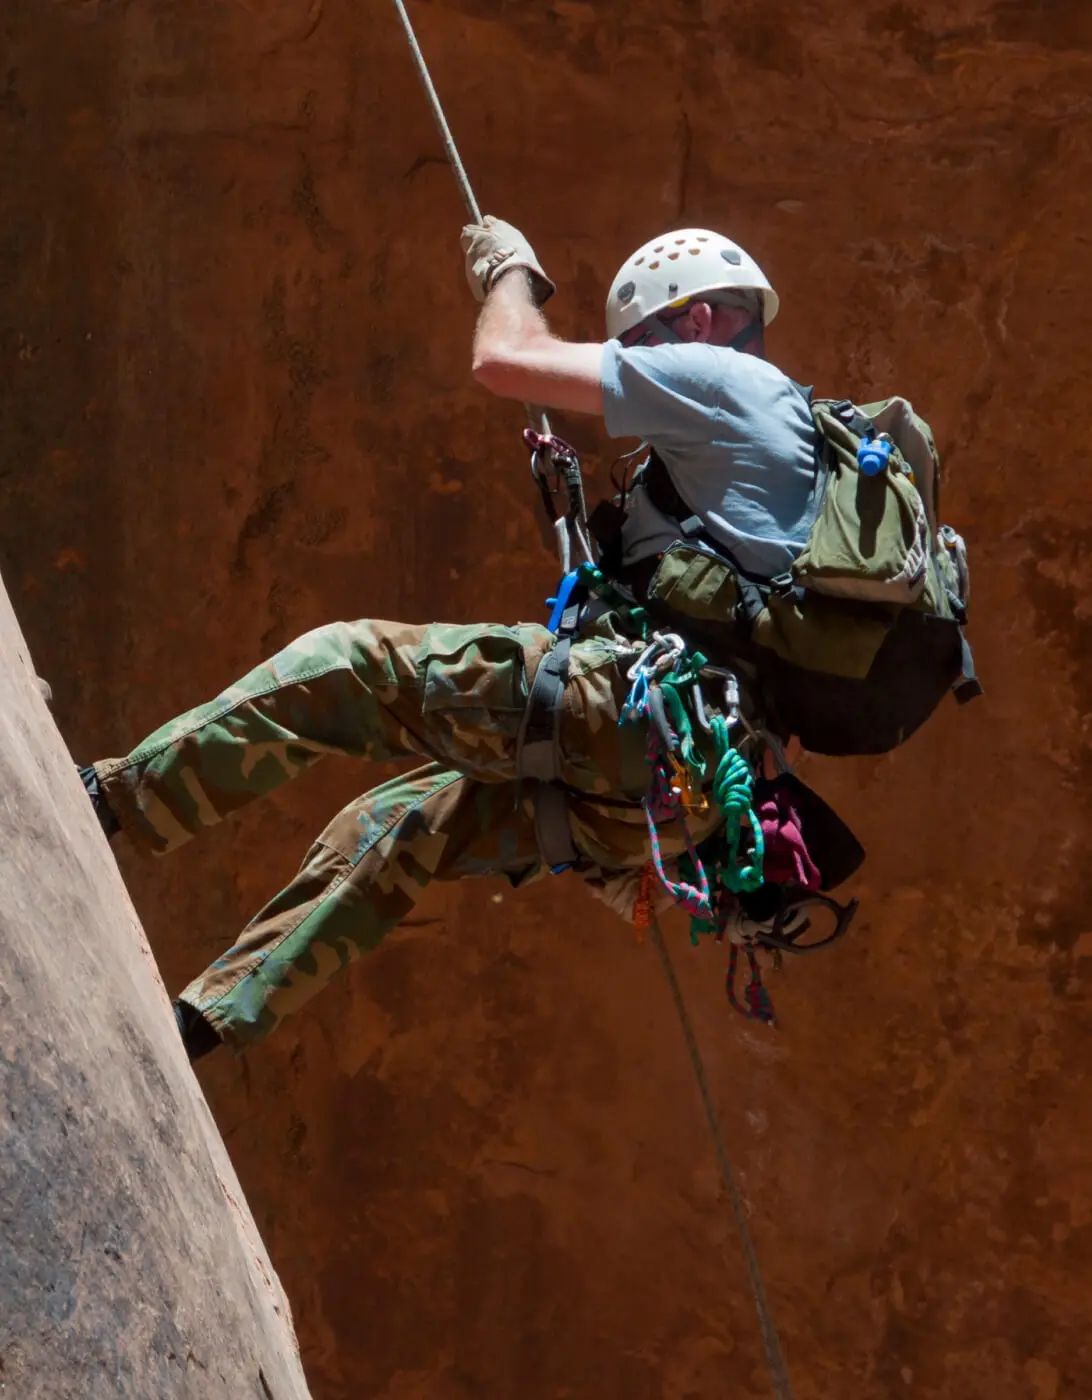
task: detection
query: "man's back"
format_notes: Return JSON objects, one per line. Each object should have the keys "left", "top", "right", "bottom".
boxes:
{"left": 601, "top": 341, "right": 822, "bottom": 579}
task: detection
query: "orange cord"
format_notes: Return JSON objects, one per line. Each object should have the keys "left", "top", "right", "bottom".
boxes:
{"left": 632, "top": 859, "right": 658, "bottom": 942}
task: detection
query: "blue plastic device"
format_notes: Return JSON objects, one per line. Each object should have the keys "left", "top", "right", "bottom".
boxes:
{"left": 857, "top": 435, "right": 894, "bottom": 477}
{"left": 545, "top": 569, "right": 583, "bottom": 634}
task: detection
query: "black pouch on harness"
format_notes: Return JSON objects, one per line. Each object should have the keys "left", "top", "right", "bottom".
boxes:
{"left": 587, "top": 497, "right": 628, "bottom": 579}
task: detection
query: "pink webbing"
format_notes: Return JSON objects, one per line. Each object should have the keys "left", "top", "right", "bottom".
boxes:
{"left": 642, "top": 734, "right": 714, "bottom": 920}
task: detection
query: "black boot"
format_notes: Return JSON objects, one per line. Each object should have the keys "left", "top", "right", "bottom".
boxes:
{"left": 174, "top": 1000, "right": 222, "bottom": 1063}
{"left": 77, "top": 765, "right": 120, "bottom": 841}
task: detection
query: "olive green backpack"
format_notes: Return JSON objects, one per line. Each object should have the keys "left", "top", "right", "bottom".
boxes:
{"left": 636, "top": 394, "right": 981, "bottom": 755}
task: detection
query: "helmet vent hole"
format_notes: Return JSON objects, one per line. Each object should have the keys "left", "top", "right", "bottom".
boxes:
{"left": 653, "top": 244, "right": 665, "bottom": 253}
{"left": 688, "top": 247, "right": 701, "bottom": 255}
{"left": 634, "top": 256, "right": 645, "bottom": 266}
{"left": 668, "top": 251, "right": 680, "bottom": 260}
{"left": 721, "top": 248, "right": 743, "bottom": 266}
{"left": 648, "top": 259, "right": 660, "bottom": 270}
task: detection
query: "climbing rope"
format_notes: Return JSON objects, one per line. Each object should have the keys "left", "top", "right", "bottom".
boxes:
{"left": 389, "top": 0, "right": 482, "bottom": 223}
{"left": 707, "top": 715, "right": 765, "bottom": 894}
{"left": 389, "top": 0, "right": 553, "bottom": 446}
{"left": 648, "top": 911, "right": 796, "bottom": 1400}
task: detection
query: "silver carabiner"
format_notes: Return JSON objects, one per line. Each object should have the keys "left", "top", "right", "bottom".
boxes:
{"left": 626, "top": 637, "right": 662, "bottom": 682}
{"left": 697, "top": 663, "right": 742, "bottom": 728}
{"left": 692, "top": 681, "right": 713, "bottom": 732}
{"left": 722, "top": 673, "right": 741, "bottom": 728}
{"left": 649, "top": 632, "right": 687, "bottom": 679}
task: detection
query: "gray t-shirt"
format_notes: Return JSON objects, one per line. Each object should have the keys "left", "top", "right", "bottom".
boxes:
{"left": 600, "top": 341, "right": 821, "bottom": 578}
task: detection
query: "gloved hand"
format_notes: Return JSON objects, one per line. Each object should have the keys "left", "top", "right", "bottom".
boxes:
{"left": 461, "top": 215, "right": 555, "bottom": 306}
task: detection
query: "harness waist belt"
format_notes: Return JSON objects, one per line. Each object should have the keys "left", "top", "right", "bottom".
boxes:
{"left": 517, "top": 635, "right": 571, "bottom": 783}
{"left": 517, "top": 626, "right": 585, "bottom": 874}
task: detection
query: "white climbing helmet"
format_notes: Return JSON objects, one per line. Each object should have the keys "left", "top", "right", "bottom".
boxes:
{"left": 605, "top": 228, "right": 779, "bottom": 341}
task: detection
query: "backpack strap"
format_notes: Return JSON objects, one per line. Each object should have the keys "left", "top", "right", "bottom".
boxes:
{"left": 641, "top": 447, "right": 693, "bottom": 523}
{"left": 641, "top": 451, "right": 775, "bottom": 585}
{"left": 818, "top": 397, "right": 875, "bottom": 439}
{"left": 952, "top": 631, "right": 984, "bottom": 705}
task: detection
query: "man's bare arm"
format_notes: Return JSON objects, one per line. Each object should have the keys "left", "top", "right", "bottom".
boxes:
{"left": 471, "top": 273, "right": 605, "bottom": 418}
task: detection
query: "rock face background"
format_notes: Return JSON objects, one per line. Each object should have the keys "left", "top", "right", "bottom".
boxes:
{"left": 0, "top": 577, "right": 312, "bottom": 1398}
{"left": 3, "top": 1, "right": 1090, "bottom": 1396}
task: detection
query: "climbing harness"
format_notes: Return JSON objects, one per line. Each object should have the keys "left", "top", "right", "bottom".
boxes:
{"left": 513, "top": 431, "right": 604, "bottom": 875}
{"left": 751, "top": 889, "right": 860, "bottom": 957}
{"left": 514, "top": 556, "right": 587, "bottom": 876}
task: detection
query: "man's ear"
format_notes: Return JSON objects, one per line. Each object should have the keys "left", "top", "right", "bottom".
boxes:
{"left": 678, "top": 300, "right": 714, "bottom": 343}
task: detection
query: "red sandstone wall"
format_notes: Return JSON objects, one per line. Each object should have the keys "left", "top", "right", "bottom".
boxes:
{"left": 3, "top": 1, "right": 1091, "bottom": 1396}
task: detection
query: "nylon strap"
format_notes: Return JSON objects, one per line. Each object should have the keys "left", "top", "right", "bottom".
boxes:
{"left": 728, "top": 318, "right": 764, "bottom": 353}
{"left": 531, "top": 781, "right": 580, "bottom": 873}
{"left": 644, "top": 314, "right": 685, "bottom": 343}
{"left": 643, "top": 313, "right": 762, "bottom": 353}
{"left": 517, "top": 615, "right": 581, "bottom": 872}
{"left": 953, "top": 632, "right": 984, "bottom": 705}
{"left": 517, "top": 635, "right": 571, "bottom": 782}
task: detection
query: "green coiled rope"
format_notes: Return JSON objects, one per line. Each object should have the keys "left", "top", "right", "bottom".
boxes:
{"left": 709, "top": 714, "right": 765, "bottom": 893}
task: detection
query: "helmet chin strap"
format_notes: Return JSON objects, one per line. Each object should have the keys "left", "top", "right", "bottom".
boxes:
{"left": 643, "top": 314, "right": 685, "bottom": 344}
{"left": 728, "top": 318, "right": 764, "bottom": 353}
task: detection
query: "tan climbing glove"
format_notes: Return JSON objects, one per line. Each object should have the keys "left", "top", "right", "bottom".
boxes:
{"left": 461, "top": 215, "right": 555, "bottom": 306}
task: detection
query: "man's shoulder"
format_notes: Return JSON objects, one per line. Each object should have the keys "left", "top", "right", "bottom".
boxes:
{"left": 606, "top": 341, "right": 722, "bottom": 412}
{"left": 642, "top": 343, "right": 794, "bottom": 386}
{"left": 710, "top": 346, "right": 793, "bottom": 384}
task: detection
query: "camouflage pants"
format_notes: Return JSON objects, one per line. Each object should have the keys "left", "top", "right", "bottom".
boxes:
{"left": 95, "top": 616, "right": 724, "bottom": 1048}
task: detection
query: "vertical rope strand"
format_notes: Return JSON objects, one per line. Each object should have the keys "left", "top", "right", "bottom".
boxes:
{"left": 387, "top": 2, "right": 555, "bottom": 451}
{"left": 648, "top": 914, "right": 796, "bottom": 1400}
{"left": 389, "top": 0, "right": 482, "bottom": 222}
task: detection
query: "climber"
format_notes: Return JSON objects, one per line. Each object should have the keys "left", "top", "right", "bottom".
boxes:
{"left": 463, "top": 218, "right": 821, "bottom": 586}
{"left": 80, "top": 217, "right": 969, "bottom": 1060}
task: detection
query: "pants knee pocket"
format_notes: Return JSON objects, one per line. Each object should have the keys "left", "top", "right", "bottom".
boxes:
{"left": 419, "top": 624, "right": 529, "bottom": 716}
